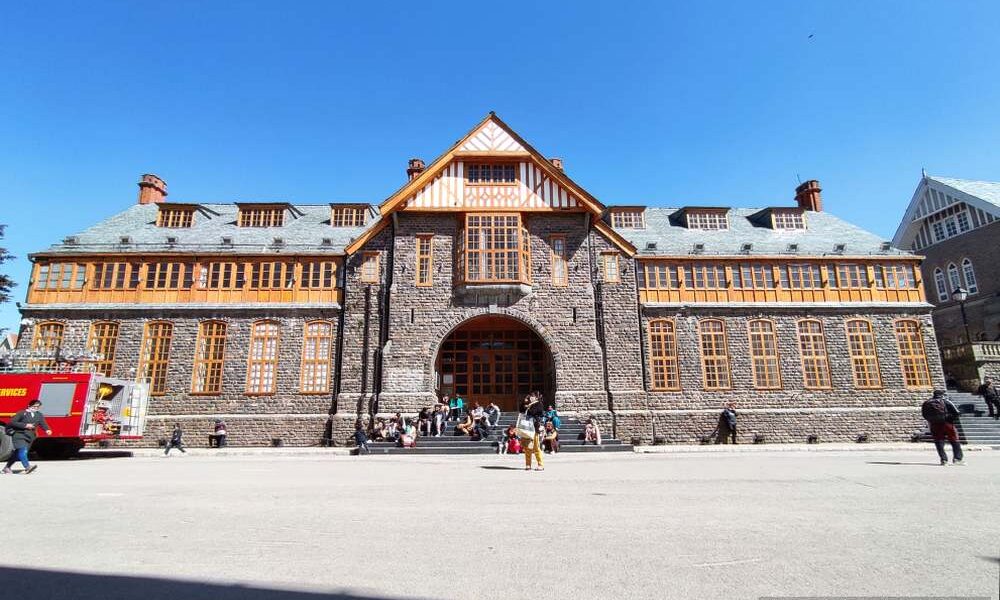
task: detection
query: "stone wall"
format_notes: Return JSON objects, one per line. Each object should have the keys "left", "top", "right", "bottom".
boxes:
{"left": 17, "top": 308, "right": 339, "bottom": 446}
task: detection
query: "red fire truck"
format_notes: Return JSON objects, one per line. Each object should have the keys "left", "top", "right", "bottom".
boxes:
{"left": 0, "top": 371, "right": 149, "bottom": 460}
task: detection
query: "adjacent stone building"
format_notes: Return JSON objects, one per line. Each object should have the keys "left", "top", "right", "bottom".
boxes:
{"left": 15, "top": 115, "right": 944, "bottom": 445}
{"left": 892, "top": 174, "right": 1000, "bottom": 387}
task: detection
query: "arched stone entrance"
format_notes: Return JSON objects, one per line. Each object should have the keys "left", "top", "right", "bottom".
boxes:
{"left": 435, "top": 315, "right": 554, "bottom": 412}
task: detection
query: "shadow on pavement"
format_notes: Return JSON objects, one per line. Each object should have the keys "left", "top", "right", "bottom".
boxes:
{"left": 865, "top": 461, "right": 945, "bottom": 466}
{"left": 0, "top": 567, "right": 420, "bottom": 600}
{"left": 479, "top": 465, "right": 524, "bottom": 470}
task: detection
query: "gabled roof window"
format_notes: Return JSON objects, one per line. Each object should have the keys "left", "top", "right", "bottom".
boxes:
{"left": 771, "top": 208, "right": 807, "bottom": 230}
{"left": 331, "top": 205, "right": 367, "bottom": 227}
{"left": 682, "top": 208, "right": 729, "bottom": 230}
{"left": 237, "top": 204, "right": 288, "bottom": 228}
{"left": 609, "top": 207, "right": 646, "bottom": 229}
{"left": 156, "top": 204, "right": 197, "bottom": 228}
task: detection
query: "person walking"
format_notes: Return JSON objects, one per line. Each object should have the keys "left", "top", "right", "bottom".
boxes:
{"left": 164, "top": 423, "right": 187, "bottom": 456}
{"left": 520, "top": 394, "right": 545, "bottom": 471}
{"left": 716, "top": 402, "right": 737, "bottom": 444}
{"left": 922, "top": 390, "right": 964, "bottom": 466}
{"left": 2, "top": 399, "right": 52, "bottom": 475}
{"left": 210, "top": 419, "right": 228, "bottom": 448}
{"left": 977, "top": 377, "right": 999, "bottom": 420}
{"left": 353, "top": 422, "right": 370, "bottom": 455}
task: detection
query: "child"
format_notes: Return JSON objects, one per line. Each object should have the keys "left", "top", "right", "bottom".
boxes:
{"left": 543, "top": 421, "right": 559, "bottom": 454}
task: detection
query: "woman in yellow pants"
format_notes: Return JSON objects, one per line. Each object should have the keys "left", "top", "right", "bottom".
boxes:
{"left": 524, "top": 431, "right": 544, "bottom": 471}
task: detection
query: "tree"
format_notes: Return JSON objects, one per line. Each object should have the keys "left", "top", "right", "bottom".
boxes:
{"left": 0, "top": 225, "right": 15, "bottom": 304}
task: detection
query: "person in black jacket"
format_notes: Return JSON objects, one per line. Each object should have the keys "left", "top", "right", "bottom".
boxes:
{"left": 2, "top": 399, "right": 52, "bottom": 475}
{"left": 977, "top": 377, "right": 999, "bottom": 420}
{"left": 716, "top": 403, "right": 737, "bottom": 445}
{"left": 164, "top": 423, "right": 186, "bottom": 456}
{"left": 922, "top": 390, "right": 963, "bottom": 466}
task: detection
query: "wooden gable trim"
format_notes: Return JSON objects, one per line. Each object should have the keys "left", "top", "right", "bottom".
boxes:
{"left": 378, "top": 113, "right": 607, "bottom": 217}
{"left": 592, "top": 219, "right": 637, "bottom": 257}
{"left": 344, "top": 219, "right": 390, "bottom": 255}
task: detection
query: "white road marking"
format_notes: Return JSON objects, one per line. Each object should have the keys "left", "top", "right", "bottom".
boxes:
{"left": 693, "top": 558, "right": 763, "bottom": 568}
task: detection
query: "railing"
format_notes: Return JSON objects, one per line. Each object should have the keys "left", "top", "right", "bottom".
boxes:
{"left": 941, "top": 341, "right": 1000, "bottom": 362}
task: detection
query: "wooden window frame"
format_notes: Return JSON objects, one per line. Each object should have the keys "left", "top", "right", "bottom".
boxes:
{"left": 191, "top": 320, "right": 227, "bottom": 395}
{"left": 796, "top": 319, "right": 832, "bottom": 390}
{"left": 648, "top": 319, "right": 681, "bottom": 391}
{"left": 698, "top": 319, "right": 732, "bottom": 390}
{"left": 331, "top": 206, "right": 366, "bottom": 228}
{"left": 786, "top": 264, "right": 823, "bottom": 289}
{"left": 748, "top": 319, "right": 782, "bottom": 389}
{"left": 146, "top": 262, "right": 191, "bottom": 290}
{"left": 845, "top": 319, "right": 882, "bottom": 389}
{"left": 416, "top": 235, "right": 434, "bottom": 287}
{"left": 156, "top": 207, "right": 195, "bottom": 228}
{"left": 35, "top": 262, "right": 86, "bottom": 291}
{"left": 462, "top": 213, "right": 530, "bottom": 284}
{"left": 686, "top": 263, "right": 727, "bottom": 289}
{"left": 200, "top": 261, "right": 246, "bottom": 290}
{"left": 92, "top": 262, "right": 140, "bottom": 290}
{"left": 894, "top": 319, "right": 932, "bottom": 389}
{"left": 836, "top": 264, "right": 866, "bottom": 289}
{"left": 550, "top": 235, "right": 568, "bottom": 286}
{"left": 686, "top": 211, "right": 729, "bottom": 230}
{"left": 771, "top": 210, "right": 807, "bottom": 230}
{"left": 300, "top": 320, "right": 334, "bottom": 394}
{"left": 610, "top": 210, "right": 645, "bottom": 229}
{"left": 137, "top": 321, "right": 173, "bottom": 396}
{"left": 300, "top": 261, "right": 336, "bottom": 289}
{"left": 602, "top": 252, "right": 621, "bottom": 284}
{"left": 465, "top": 163, "right": 519, "bottom": 186}
{"left": 737, "top": 264, "right": 776, "bottom": 290}
{"left": 360, "top": 252, "right": 381, "bottom": 284}
{"left": 87, "top": 321, "right": 119, "bottom": 377}
{"left": 249, "top": 261, "right": 294, "bottom": 290}
{"left": 28, "top": 321, "right": 65, "bottom": 370}
{"left": 238, "top": 207, "right": 285, "bottom": 228}
{"left": 246, "top": 320, "right": 280, "bottom": 395}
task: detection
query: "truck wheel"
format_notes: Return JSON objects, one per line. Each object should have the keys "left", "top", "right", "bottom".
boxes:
{"left": 33, "top": 440, "right": 82, "bottom": 460}
{"left": 0, "top": 430, "right": 12, "bottom": 462}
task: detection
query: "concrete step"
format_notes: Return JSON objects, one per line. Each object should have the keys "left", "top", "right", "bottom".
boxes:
{"left": 361, "top": 444, "right": 633, "bottom": 456}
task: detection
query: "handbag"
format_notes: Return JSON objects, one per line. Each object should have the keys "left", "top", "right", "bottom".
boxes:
{"left": 515, "top": 413, "right": 536, "bottom": 440}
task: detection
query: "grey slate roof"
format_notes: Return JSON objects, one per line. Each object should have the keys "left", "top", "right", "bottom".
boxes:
{"left": 39, "top": 203, "right": 376, "bottom": 256}
{"left": 615, "top": 208, "right": 914, "bottom": 257}
{"left": 926, "top": 175, "right": 1000, "bottom": 209}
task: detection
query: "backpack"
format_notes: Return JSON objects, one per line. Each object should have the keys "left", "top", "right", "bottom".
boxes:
{"left": 922, "top": 399, "right": 948, "bottom": 424}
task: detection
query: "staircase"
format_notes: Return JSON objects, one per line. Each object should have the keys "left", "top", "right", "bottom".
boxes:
{"left": 363, "top": 413, "right": 633, "bottom": 455}
{"left": 917, "top": 391, "right": 1000, "bottom": 445}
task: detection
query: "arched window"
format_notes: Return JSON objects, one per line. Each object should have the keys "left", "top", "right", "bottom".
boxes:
{"left": 87, "top": 322, "right": 119, "bottom": 377}
{"left": 138, "top": 321, "right": 173, "bottom": 395}
{"left": 845, "top": 319, "right": 881, "bottom": 389}
{"left": 247, "top": 320, "right": 280, "bottom": 394}
{"left": 28, "top": 321, "right": 65, "bottom": 370}
{"left": 947, "top": 263, "right": 961, "bottom": 293}
{"left": 933, "top": 268, "right": 948, "bottom": 302}
{"left": 796, "top": 320, "right": 831, "bottom": 389}
{"left": 894, "top": 320, "right": 932, "bottom": 389}
{"left": 748, "top": 320, "right": 781, "bottom": 389}
{"left": 301, "top": 321, "right": 334, "bottom": 393}
{"left": 191, "top": 321, "right": 227, "bottom": 394}
{"left": 698, "top": 319, "right": 731, "bottom": 390}
{"left": 648, "top": 319, "right": 680, "bottom": 391}
{"left": 962, "top": 258, "right": 978, "bottom": 294}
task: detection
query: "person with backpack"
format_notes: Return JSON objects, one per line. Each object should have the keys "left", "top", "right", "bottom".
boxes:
{"left": 716, "top": 402, "right": 737, "bottom": 444}
{"left": 2, "top": 399, "right": 52, "bottom": 475}
{"left": 921, "top": 390, "right": 964, "bottom": 466}
{"left": 977, "top": 377, "right": 999, "bottom": 420}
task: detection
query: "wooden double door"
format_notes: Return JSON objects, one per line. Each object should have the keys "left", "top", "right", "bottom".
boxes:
{"left": 436, "top": 317, "right": 552, "bottom": 412}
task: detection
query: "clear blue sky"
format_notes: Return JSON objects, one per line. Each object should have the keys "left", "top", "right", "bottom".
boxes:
{"left": 2, "top": 1, "right": 999, "bottom": 330}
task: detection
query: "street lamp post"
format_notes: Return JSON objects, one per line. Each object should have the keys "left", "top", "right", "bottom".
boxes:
{"left": 951, "top": 287, "right": 972, "bottom": 344}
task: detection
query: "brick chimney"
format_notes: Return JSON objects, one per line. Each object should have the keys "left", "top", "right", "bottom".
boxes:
{"left": 549, "top": 157, "right": 564, "bottom": 171}
{"left": 406, "top": 158, "right": 426, "bottom": 181}
{"left": 137, "top": 174, "right": 168, "bottom": 204}
{"left": 794, "top": 179, "right": 822, "bottom": 212}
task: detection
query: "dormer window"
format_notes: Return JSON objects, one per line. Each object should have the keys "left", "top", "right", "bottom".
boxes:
{"left": 466, "top": 163, "right": 517, "bottom": 185}
{"left": 331, "top": 206, "right": 367, "bottom": 227}
{"left": 686, "top": 209, "right": 729, "bottom": 230}
{"left": 238, "top": 205, "right": 285, "bottom": 227}
{"left": 157, "top": 206, "right": 195, "bottom": 228}
{"left": 609, "top": 208, "right": 645, "bottom": 229}
{"left": 772, "top": 209, "right": 806, "bottom": 230}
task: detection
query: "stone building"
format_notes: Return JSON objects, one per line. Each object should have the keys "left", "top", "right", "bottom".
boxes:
{"left": 892, "top": 174, "right": 1000, "bottom": 387}
{"left": 15, "top": 114, "right": 944, "bottom": 445}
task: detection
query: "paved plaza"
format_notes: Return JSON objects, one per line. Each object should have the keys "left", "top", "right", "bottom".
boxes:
{"left": 1, "top": 449, "right": 998, "bottom": 600}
